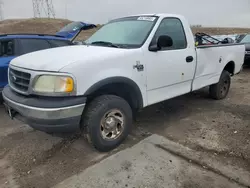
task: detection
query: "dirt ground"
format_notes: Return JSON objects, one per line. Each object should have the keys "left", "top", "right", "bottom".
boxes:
{"left": 0, "top": 66, "right": 250, "bottom": 188}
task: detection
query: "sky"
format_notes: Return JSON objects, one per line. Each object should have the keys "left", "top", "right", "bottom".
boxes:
{"left": 1, "top": 0, "right": 250, "bottom": 27}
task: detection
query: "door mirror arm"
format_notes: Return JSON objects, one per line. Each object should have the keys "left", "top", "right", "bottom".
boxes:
{"left": 149, "top": 45, "right": 160, "bottom": 52}
{"left": 148, "top": 35, "right": 173, "bottom": 52}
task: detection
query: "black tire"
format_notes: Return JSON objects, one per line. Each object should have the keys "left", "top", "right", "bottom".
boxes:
{"left": 209, "top": 70, "right": 231, "bottom": 100}
{"left": 82, "top": 95, "right": 133, "bottom": 152}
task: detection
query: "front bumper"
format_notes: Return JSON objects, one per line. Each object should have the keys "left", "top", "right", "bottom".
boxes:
{"left": 2, "top": 86, "right": 86, "bottom": 133}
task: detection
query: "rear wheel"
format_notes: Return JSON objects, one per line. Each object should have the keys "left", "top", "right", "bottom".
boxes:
{"left": 209, "top": 70, "right": 231, "bottom": 100}
{"left": 82, "top": 95, "right": 133, "bottom": 152}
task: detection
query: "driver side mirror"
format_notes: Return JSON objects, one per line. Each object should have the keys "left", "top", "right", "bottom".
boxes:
{"left": 149, "top": 35, "right": 173, "bottom": 52}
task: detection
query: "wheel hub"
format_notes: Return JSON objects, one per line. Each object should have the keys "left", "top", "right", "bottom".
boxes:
{"left": 104, "top": 116, "right": 116, "bottom": 130}
{"left": 100, "top": 109, "right": 124, "bottom": 140}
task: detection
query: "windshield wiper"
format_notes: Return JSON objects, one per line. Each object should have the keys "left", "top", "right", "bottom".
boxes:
{"left": 90, "top": 41, "right": 119, "bottom": 48}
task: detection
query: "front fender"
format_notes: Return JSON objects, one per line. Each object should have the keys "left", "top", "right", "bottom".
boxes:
{"left": 84, "top": 76, "right": 144, "bottom": 108}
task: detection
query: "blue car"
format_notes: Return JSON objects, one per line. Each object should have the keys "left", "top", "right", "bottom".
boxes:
{"left": 0, "top": 21, "right": 96, "bottom": 95}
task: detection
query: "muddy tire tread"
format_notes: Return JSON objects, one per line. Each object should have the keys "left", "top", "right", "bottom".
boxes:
{"left": 82, "top": 95, "right": 132, "bottom": 152}
{"left": 209, "top": 70, "right": 231, "bottom": 100}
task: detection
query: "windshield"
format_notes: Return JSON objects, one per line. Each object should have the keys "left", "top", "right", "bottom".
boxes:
{"left": 239, "top": 34, "right": 250, "bottom": 43}
{"left": 85, "top": 16, "right": 158, "bottom": 48}
{"left": 59, "top": 22, "right": 83, "bottom": 32}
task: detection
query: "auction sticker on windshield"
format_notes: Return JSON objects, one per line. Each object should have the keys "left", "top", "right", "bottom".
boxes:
{"left": 137, "top": 16, "right": 156, "bottom": 21}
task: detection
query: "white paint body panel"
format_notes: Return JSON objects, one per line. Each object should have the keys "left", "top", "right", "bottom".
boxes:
{"left": 192, "top": 45, "right": 245, "bottom": 91}
{"left": 142, "top": 15, "right": 197, "bottom": 105}
{"left": 60, "top": 48, "right": 148, "bottom": 106}
{"left": 9, "top": 13, "right": 245, "bottom": 108}
{"left": 10, "top": 45, "right": 131, "bottom": 72}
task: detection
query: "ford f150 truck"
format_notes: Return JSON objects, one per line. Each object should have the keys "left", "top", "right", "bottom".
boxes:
{"left": 2, "top": 14, "right": 245, "bottom": 152}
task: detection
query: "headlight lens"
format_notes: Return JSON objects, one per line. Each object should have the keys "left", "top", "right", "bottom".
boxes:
{"left": 33, "top": 75, "right": 74, "bottom": 93}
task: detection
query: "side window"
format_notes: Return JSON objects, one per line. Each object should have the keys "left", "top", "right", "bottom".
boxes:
{"left": 48, "top": 39, "right": 72, "bottom": 48}
{"left": 0, "top": 40, "right": 15, "bottom": 57}
{"left": 151, "top": 18, "right": 187, "bottom": 50}
{"left": 19, "top": 39, "right": 51, "bottom": 54}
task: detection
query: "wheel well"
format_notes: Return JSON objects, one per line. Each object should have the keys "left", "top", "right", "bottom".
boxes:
{"left": 224, "top": 61, "right": 235, "bottom": 75}
{"left": 85, "top": 82, "right": 143, "bottom": 112}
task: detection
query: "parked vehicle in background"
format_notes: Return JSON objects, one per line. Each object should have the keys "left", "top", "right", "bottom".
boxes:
{"left": 0, "top": 34, "right": 72, "bottom": 97}
{"left": 56, "top": 21, "right": 96, "bottom": 42}
{"left": 2, "top": 13, "right": 245, "bottom": 152}
{"left": 0, "top": 22, "right": 96, "bottom": 97}
{"left": 195, "top": 33, "right": 235, "bottom": 46}
{"left": 235, "top": 33, "right": 250, "bottom": 65}
{"left": 212, "top": 34, "right": 237, "bottom": 43}
{"left": 235, "top": 34, "right": 246, "bottom": 43}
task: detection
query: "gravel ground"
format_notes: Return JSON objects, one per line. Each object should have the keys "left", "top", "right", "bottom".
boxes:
{"left": 0, "top": 68, "right": 250, "bottom": 188}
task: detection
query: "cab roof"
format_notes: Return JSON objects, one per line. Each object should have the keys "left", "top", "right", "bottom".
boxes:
{"left": 127, "top": 13, "right": 183, "bottom": 18}
{"left": 0, "top": 33, "right": 68, "bottom": 40}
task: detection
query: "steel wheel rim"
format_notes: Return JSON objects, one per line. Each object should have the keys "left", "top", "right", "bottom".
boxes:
{"left": 100, "top": 109, "right": 125, "bottom": 140}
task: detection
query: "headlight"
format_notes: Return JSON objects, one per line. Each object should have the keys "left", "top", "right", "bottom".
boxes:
{"left": 33, "top": 75, "right": 74, "bottom": 94}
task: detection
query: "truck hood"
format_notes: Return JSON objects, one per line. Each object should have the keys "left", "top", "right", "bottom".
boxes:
{"left": 10, "top": 45, "right": 127, "bottom": 71}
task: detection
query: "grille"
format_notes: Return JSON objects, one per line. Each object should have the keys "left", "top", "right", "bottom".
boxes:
{"left": 9, "top": 68, "right": 31, "bottom": 93}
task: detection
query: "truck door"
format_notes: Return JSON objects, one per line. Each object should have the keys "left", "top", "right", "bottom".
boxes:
{"left": 145, "top": 17, "right": 196, "bottom": 105}
{"left": 0, "top": 39, "right": 17, "bottom": 89}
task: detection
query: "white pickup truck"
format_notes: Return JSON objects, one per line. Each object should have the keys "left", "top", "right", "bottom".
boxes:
{"left": 2, "top": 13, "right": 245, "bottom": 152}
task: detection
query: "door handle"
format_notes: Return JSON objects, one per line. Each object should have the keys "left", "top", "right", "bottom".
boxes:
{"left": 186, "top": 56, "right": 194, "bottom": 63}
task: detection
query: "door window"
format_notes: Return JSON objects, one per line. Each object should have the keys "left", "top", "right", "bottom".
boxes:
{"left": 0, "top": 40, "right": 14, "bottom": 57}
{"left": 19, "top": 39, "right": 51, "bottom": 54}
{"left": 151, "top": 18, "right": 187, "bottom": 50}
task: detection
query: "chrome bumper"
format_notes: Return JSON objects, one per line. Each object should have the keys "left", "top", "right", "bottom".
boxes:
{"left": 3, "top": 94, "right": 85, "bottom": 120}
{"left": 2, "top": 87, "right": 86, "bottom": 132}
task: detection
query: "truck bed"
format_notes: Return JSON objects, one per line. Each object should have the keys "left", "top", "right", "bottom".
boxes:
{"left": 192, "top": 43, "right": 245, "bottom": 91}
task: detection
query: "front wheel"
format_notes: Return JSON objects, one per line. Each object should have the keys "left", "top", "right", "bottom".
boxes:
{"left": 82, "top": 95, "right": 133, "bottom": 152}
{"left": 209, "top": 70, "right": 231, "bottom": 100}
